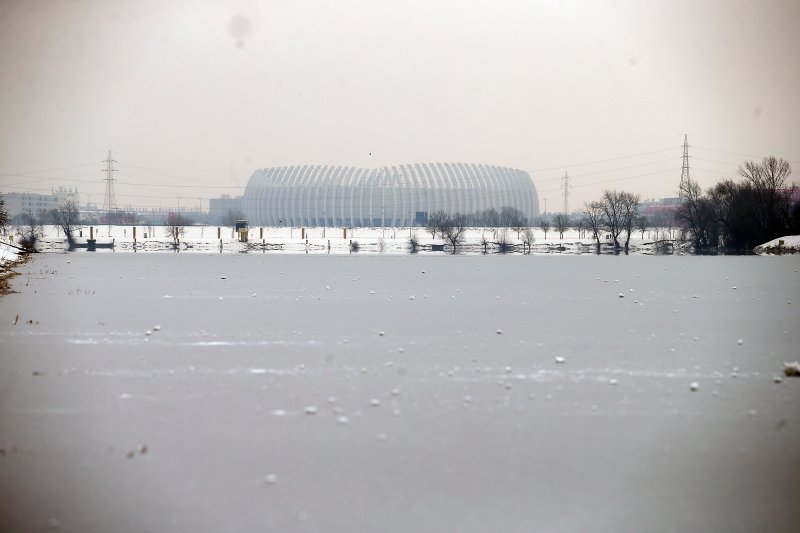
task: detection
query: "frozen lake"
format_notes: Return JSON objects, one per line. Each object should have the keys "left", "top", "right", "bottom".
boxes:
{"left": 1, "top": 253, "right": 799, "bottom": 532}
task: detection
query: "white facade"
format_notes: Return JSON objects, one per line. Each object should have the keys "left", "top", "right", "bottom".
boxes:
{"left": 2, "top": 187, "right": 80, "bottom": 219}
{"left": 242, "top": 163, "right": 539, "bottom": 227}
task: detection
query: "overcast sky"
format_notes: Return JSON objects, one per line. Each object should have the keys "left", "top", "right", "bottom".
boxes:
{"left": 1, "top": 0, "right": 798, "bottom": 212}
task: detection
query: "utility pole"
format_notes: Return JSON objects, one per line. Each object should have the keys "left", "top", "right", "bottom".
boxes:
{"left": 102, "top": 150, "right": 117, "bottom": 224}
{"left": 561, "top": 171, "right": 572, "bottom": 214}
{"left": 679, "top": 134, "right": 690, "bottom": 197}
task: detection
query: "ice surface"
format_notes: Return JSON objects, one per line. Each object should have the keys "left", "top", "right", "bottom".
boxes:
{"left": 0, "top": 253, "right": 799, "bottom": 532}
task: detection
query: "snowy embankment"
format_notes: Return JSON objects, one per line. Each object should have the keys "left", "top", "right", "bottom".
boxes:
{"left": 0, "top": 240, "right": 25, "bottom": 295}
{"left": 755, "top": 235, "right": 800, "bottom": 254}
{"left": 0, "top": 240, "right": 22, "bottom": 267}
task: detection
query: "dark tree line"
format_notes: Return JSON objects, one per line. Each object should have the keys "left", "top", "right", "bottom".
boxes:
{"left": 464, "top": 206, "right": 528, "bottom": 229}
{"left": 0, "top": 193, "right": 8, "bottom": 232}
{"left": 676, "top": 156, "right": 798, "bottom": 251}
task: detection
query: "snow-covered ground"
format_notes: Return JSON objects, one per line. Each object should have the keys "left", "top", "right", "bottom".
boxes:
{"left": 0, "top": 241, "right": 21, "bottom": 267}
{"left": 21, "top": 224, "right": 686, "bottom": 255}
{"left": 1, "top": 253, "right": 799, "bottom": 532}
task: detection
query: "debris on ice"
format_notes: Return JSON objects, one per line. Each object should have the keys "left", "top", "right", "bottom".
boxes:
{"left": 783, "top": 361, "right": 800, "bottom": 377}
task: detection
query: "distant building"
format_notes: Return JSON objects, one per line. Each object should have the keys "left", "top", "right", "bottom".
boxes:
{"left": 242, "top": 163, "right": 538, "bottom": 227}
{"left": 209, "top": 194, "right": 244, "bottom": 224}
{"left": 3, "top": 187, "right": 80, "bottom": 220}
{"left": 638, "top": 197, "right": 680, "bottom": 226}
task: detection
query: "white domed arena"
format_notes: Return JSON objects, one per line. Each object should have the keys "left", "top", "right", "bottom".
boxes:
{"left": 242, "top": 163, "right": 539, "bottom": 227}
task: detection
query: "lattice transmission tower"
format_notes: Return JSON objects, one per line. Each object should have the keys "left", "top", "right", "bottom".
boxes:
{"left": 679, "top": 134, "right": 690, "bottom": 197}
{"left": 102, "top": 150, "right": 117, "bottom": 223}
{"left": 561, "top": 171, "right": 572, "bottom": 214}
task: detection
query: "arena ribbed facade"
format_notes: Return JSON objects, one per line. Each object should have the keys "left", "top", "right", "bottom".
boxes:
{"left": 242, "top": 163, "right": 538, "bottom": 227}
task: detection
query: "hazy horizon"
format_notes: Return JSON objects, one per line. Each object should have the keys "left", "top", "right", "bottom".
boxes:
{"left": 1, "top": 0, "right": 799, "bottom": 213}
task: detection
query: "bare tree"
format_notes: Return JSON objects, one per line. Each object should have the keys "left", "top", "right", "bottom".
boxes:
{"left": 635, "top": 215, "right": 649, "bottom": 239}
{"left": 494, "top": 228, "right": 514, "bottom": 253}
{"left": 441, "top": 213, "right": 467, "bottom": 254}
{"left": 408, "top": 231, "right": 419, "bottom": 253}
{"left": 583, "top": 201, "right": 604, "bottom": 254}
{"left": 572, "top": 216, "right": 587, "bottom": 239}
{"left": 164, "top": 216, "right": 186, "bottom": 245}
{"left": 426, "top": 211, "right": 448, "bottom": 239}
{"left": 535, "top": 216, "right": 551, "bottom": 240}
{"left": 620, "top": 192, "right": 641, "bottom": 254}
{"left": 511, "top": 217, "right": 527, "bottom": 239}
{"left": 552, "top": 213, "right": 570, "bottom": 239}
{"left": 600, "top": 190, "right": 625, "bottom": 252}
{"left": 737, "top": 156, "right": 792, "bottom": 238}
{"left": 499, "top": 207, "right": 527, "bottom": 237}
{"left": 53, "top": 201, "right": 81, "bottom": 249}
{"left": 522, "top": 227, "right": 535, "bottom": 253}
{"left": 17, "top": 210, "right": 44, "bottom": 251}
{"left": 675, "top": 178, "right": 718, "bottom": 250}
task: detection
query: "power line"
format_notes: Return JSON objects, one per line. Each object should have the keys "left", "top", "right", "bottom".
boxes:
{"left": 496, "top": 133, "right": 684, "bottom": 163}
{"left": 525, "top": 146, "right": 678, "bottom": 175}
{"left": 533, "top": 157, "right": 677, "bottom": 184}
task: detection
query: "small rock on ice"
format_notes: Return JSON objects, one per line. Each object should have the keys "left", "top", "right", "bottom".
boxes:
{"left": 555, "top": 356, "right": 566, "bottom": 364}
{"left": 689, "top": 381, "right": 699, "bottom": 392}
{"left": 370, "top": 399, "right": 380, "bottom": 407}
{"left": 737, "top": 338, "right": 744, "bottom": 345}
{"left": 618, "top": 293, "right": 624, "bottom": 299}
{"left": 304, "top": 406, "right": 318, "bottom": 415}
{"left": 152, "top": 325, "right": 161, "bottom": 331}
{"left": 495, "top": 329, "right": 502, "bottom": 335}
{"left": 337, "top": 416, "right": 350, "bottom": 425}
